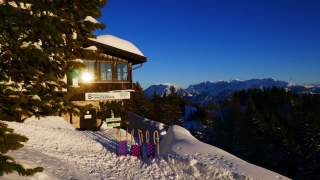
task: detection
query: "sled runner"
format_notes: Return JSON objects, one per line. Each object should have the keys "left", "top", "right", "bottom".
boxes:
{"left": 154, "top": 130, "right": 160, "bottom": 156}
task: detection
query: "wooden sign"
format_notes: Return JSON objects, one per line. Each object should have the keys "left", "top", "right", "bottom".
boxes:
{"left": 106, "top": 117, "right": 121, "bottom": 123}
{"left": 107, "top": 122, "right": 121, "bottom": 128}
{"left": 85, "top": 92, "right": 130, "bottom": 101}
{"left": 105, "top": 111, "right": 122, "bottom": 128}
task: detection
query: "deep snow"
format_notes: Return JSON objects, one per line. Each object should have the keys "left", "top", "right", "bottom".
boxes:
{"left": 1, "top": 116, "right": 289, "bottom": 180}
{"left": 161, "top": 125, "right": 289, "bottom": 180}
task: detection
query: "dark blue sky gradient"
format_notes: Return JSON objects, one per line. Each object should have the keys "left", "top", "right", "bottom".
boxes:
{"left": 96, "top": 0, "right": 320, "bottom": 88}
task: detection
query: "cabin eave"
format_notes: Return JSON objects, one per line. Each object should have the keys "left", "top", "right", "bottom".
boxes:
{"left": 87, "top": 40, "right": 147, "bottom": 65}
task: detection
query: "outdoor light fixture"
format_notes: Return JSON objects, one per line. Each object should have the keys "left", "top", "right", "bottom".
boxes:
{"left": 81, "top": 72, "right": 94, "bottom": 83}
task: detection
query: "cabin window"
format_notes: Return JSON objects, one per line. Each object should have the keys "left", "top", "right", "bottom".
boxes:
{"left": 83, "top": 61, "right": 95, "bottom": 74}
{"left": 117, "top": 64, "right": 128, "bottom": 81}
{"left": 67, "top": 69, "right": 80, "bottom": 86}
{"left": 100, "top": 62, "right": 112, "bottom": 81}
{"left": 81, "top": 61, "right": 95, "bottom": 82}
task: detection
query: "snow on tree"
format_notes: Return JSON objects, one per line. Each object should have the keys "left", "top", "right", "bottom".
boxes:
{"left": 0, "top": 0, "right": 106, "bottom": 176}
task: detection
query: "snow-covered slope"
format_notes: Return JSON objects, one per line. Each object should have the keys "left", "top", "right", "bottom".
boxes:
{"left": 144, "top": 83, "right": 189, "bottom": 98}
{"left": 289, "top": 84, "right": 320, "bottom": 94}
{"left": 161, "top": 125, "right": 289, "bottom": 180}
{"left": 2, "top": 116, "right": 289, "bottom": 179}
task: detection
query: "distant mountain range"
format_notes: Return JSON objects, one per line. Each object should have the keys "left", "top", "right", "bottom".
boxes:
{"left": 144, "top": 83, "right": 189, "bottom": 97}
{"left": 144, "top": 78, "right": 320, "bottom": 104}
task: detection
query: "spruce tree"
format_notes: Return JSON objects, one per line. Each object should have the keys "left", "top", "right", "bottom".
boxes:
{"left": 127, "top": 82, "right": 152, "bottom": 118}
{"left": 0, "top": 0, "right": 106, "bottom": 176}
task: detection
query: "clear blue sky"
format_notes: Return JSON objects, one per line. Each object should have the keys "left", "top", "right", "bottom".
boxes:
{"left": 96, "top": 0, "right": 320, "bottom": 88}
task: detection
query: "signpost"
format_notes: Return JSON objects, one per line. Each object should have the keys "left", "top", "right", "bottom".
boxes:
{"left": 85, "top": 92, "right": 130, "bottom": 101}
{"left": 105, "top": 110, "right": 122, "bottom": 128}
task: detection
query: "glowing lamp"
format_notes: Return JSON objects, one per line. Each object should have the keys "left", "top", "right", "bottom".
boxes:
{"left": 81, "top": 72, "right": 94, "bottom": 83}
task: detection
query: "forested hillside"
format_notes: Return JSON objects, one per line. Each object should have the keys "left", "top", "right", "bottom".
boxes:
{"left": 193, "top": 88, "right": 320, "bottom": 179}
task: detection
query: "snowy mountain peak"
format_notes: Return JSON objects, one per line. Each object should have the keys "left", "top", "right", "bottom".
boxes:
{"left": 145, "top": 78, "right": 293, "bottom": 103}
{"left": 144, "top": 83, "right": 189, "bottom": 97}
{"left": 145, "top": 79, "right": 320, "bottom": 103}
{"left": 186, "top": 78, "right": 288, "bottom": 94}
{"left": 184, "top": 78, "right": 289, "bottom": 102}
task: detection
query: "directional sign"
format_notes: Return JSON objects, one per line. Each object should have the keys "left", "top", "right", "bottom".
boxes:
{"left": 106, "top": 122, "right": 121, "bottom": 128}
{"left": 105, "top": 110, "right": 122, "bottom": 128}
{"left": 106, "top": 117, "right": 121, "bottom": 123}
{"left": 85, "top": 92, "right": 130, "bottom": 101}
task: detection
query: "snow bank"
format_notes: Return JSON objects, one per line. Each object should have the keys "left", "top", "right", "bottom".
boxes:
{"left": 3, "top": 116, "right": 289, "bottom": 179}
{"left": 160, "top": 125, "right": 290, "bottom": 180}
{"left": 4, "top": 116, "right": 238, "bottom": 179}
{"left": 5, "top": 116, "right": 105, "bottom": 155}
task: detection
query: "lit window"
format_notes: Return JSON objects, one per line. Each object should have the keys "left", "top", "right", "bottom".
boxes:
{"left": 117, "top": 64, "right": 128, "bottom": 81}
{"left": 84, "top": 61, "right": 95, "bottom": 73}
{"left": 81, "top": 61, "right": 95, "bottom": 82}
{"left": 100, "top": 63, "right": 112, "bottom": 81}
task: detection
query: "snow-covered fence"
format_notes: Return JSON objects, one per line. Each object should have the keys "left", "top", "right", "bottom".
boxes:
{"left": 126, "top": 112, "right": 168, "bottom": 142}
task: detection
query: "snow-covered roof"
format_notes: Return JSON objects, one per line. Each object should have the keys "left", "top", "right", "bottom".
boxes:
{"left": 90, "top": 35, "right": 144, "bottom": 56}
